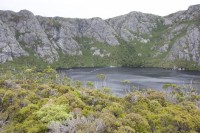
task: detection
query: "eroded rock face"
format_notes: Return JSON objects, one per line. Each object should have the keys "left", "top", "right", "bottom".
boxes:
{"left": 0, "top": 10, "right": 120, "bottom": 63}
{"left": 0, "top": 20, "right": 28, "bottom": 63}
{"left": 37, "top": 17, "right": 80, "bottom": 55}
{"left": 0, "top": 4, "right": 200, "bottom": 65}
{"left": 77, "top": 18, "right": 119, "bottom": 45}
{"left": 164, "top": 4, "right": 200, "bottom": 25}
{"left": 107, "top": 11, "right": 163, "bottom": 42}
{"left": 168, "top": 25, "right": 200, "bottom": 64}
{"left": 37, "top": 16, "right": 119, "bottom": 55}
{"left": 0, "top": 10, "right": 58, "bottom": 63}
{"left": 159, "top": 4, "right": 200, "bottom": 65}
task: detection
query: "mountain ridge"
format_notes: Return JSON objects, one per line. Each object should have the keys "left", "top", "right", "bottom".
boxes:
{"left": 0, "top": 4, "right": 200, "bottom": 69}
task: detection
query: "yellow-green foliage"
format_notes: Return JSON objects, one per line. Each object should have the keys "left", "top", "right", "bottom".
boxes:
{"left": 35, "top": 104, "right": 72, "bottom": 123}
{"left": 0, "top": 67, "right": 200, "bottom": 133}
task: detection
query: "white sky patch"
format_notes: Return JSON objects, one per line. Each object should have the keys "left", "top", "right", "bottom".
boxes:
{"left": 0, "top": 0, "right": 199, "bottom": 19}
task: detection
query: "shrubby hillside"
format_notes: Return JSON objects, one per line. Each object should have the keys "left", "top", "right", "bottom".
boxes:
{"left": 0, "top": 67, "right": 200, "bottom": 133}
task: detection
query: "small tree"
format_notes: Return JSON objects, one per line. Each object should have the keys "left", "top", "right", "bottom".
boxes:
{"left": 62, "top": 77, "right": 72, "bottom": 86}
{"left": 96, "top": 74, "right": 106, "bottom": 88}
{"left": 121, "top": 80, "right": 131, "bottom": 94}
{"left": 102, "top": 87, "right": 111, "bottom": 94}
{"left": 74, "top": 80, "right": 82, "bottom": 89}
{"left": 86, "top": 81, "right": 94, "bottom": 89}
{"left": 42, "top": 66, "right": 57, "bottom": 83}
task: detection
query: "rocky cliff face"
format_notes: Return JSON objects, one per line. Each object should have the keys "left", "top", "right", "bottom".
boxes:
{"left": 0, "top": 4, "right": 200, "bottom": 67}
{"left": 167, "top": 25, "right": 200, "bottom": 64}
{"left": 107, "top": 11, "right": 162, "bottom": 42}
{"left": 163, "top": 5, "right": 200, "bottom": 64}
{"left": 0, "top": 10, "right": 59, "bottom": 63}
{"left": 0, "top": 19, "right": 28, "bottom": 63}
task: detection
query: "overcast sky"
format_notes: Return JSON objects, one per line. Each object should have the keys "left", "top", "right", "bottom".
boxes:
{"left": 0, "top": 0, "right": 199, "bottom": 19}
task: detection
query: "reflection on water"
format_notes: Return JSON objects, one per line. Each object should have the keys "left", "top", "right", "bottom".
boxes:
{"left": 58, "top": 67, "right": 200, "bottom": 97}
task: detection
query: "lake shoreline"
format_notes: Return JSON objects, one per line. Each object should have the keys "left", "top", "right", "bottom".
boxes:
{"left": 58, "top": 67, "right": 200, "bottom": 97}
{"left": 56, "top": 66, "right": 200, "bottom": 72}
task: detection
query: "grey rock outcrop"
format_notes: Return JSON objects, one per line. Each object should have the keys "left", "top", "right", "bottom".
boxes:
{"left": 77, "top": 18, "right": 119, "bottom": 45}
{"left": 37, "top": 17, "right": 81, "bottom": 55}
{"left": 168, "top": 25, "right": 200, "bottom": 64}
{"left": 107, "top": 12, "right": 163, "bottom": 42}
{"left": 37, "top": 16, "right": 119, "bottom": 56}
{"left": 0, "top": 10, "right": 58, "bottom": 63}
{"left": 0, "top": 19, "right": 28, "bottom": 63}
{"left": 90, "top": 47, "right": 110, "bottom": 57}
{"left": 164, "top": 4, "right": 200, "bottom": 25}
{"left": 0, "top": 10, "right": 121, "bottom": 63}
{"left": 0, "top": 4, "right": 200, "bottom": 66}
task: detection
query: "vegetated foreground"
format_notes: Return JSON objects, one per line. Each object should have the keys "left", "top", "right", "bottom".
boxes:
{"left": 0, "top": 67, "right": 200, "bottom": 133}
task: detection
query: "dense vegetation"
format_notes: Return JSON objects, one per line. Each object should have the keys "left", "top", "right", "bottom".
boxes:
{"left": 1, "top": 26, "right": 200, "bottom": 71}
{"left": 0, "top": 67, "right": 200, "bottom": 133}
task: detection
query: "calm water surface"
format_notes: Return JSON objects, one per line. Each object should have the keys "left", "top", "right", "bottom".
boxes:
{"left": 58, "top": 67, "right": 200, "bottom": 96}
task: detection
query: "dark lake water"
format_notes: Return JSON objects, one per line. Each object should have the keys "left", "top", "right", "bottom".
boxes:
{"left": 58, "top": 67, "right": 200, "bottom": 97}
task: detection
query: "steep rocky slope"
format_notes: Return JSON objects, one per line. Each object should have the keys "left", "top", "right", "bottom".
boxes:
{"left": 0, "top": 10, "right": 58, "bottom": 63}
{"left": 164, "top": 5, "right": 200, "bottom": 65}
{"left": 107, "top": 11, "right": 162, "bottom": 42}
{"left": 0, "top": 19, "right": 28, "bottom": 63}
{"left": 0, "top": 4, "right": 200, "bottom": 69}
